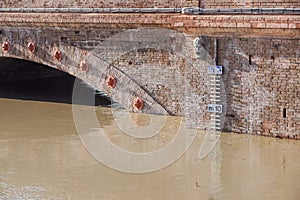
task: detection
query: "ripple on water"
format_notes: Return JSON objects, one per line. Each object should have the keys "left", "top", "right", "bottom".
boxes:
{"left": 0, "top": 181, "right": 62, "bottom": 200}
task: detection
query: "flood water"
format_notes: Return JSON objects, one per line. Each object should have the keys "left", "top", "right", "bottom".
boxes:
{"left": 0, "top": 98, "right": 300, "bottom": 200}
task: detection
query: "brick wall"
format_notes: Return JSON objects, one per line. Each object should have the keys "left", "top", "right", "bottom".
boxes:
{"left": 202, "top": 0, "right": 300, "bottom": 8}
{"left": 2, "top": 0, "right": 300, "bottom": 8}
{"left": 0, "top": 0, "right": 198, "bottom": 8}
{"left": 213, "top": 37, "right": 300, "bottom": 138}
{"left": 1, "top": 13, "right": 299, "bottom": 39}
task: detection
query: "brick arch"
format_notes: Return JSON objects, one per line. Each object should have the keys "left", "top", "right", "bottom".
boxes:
{"left": 0, "top": 29, "right": 169, "bottom": 115}
{"left": 0, "top": 27, "right": 215, "bottom": 123}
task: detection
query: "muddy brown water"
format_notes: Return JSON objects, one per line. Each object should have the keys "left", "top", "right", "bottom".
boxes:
{"left": 0, "top": 98, "right": 300, "bottom": 200}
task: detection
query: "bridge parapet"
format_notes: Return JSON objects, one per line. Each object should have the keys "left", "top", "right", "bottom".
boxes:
{"left": 0, "top": 12, "right": 299, "bottom": 38}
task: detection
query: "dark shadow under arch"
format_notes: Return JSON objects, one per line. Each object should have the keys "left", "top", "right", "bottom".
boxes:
{"left": 0, "top": 57, "right": 112, "bottom": 106}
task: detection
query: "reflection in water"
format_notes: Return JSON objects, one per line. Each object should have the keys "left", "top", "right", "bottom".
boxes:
{"left": 0, "top": 99, "right": 300, "bottom": 200}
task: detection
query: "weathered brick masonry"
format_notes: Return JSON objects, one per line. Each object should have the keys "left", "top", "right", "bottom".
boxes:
{"left": 213, "top": 37, "right": 300, "bottom": 139}
{"left": 0, "top": 0, "right": 198, "bottom": 8}
{"left": 1, "top": 13, "right": 299, "bottom": 37}
{"left": 0, "top": 12, "right": 299, "bottom": 138}
{"left": 1, "top": 0, "right": 300, "bottom": 8}
{"left": 0, "top": 0, "right": 300, "bottom": 8}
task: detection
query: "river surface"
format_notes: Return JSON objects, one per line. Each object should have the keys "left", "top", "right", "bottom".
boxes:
{"left": 0, "top": 98, "right": 300, "bottom": 200}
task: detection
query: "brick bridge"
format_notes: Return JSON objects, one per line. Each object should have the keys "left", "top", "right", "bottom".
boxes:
{"left": 0, "top": 0, "right": 299, "bottom": 138}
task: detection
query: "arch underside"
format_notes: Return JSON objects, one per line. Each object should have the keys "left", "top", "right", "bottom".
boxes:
{"left": 0, "top": 57, "right": 116, "bottom": 106}
{"left": 0, "top": 32, "right": 170, "bottom": 115}
{"left": 0, "top": 55, "right": 168, "bottom": 115}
